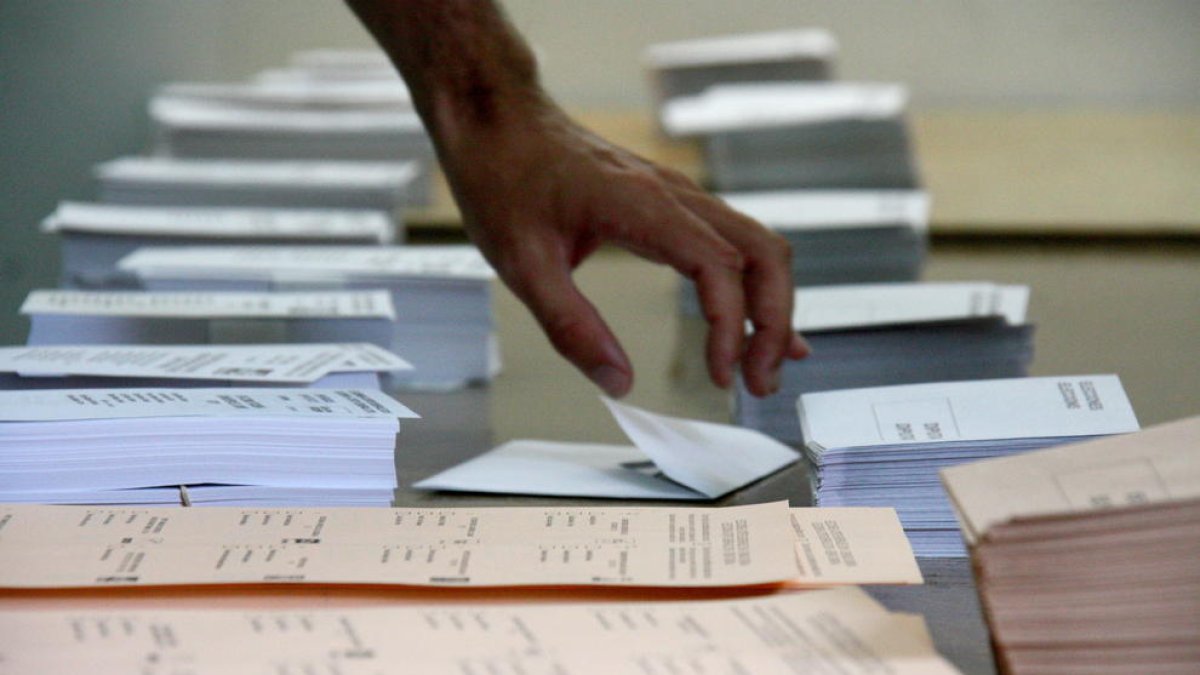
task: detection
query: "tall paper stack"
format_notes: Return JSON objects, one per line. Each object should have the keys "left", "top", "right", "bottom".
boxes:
{"left": 644, "top": 29, "right": 836, "bottom": 115}
{"left": 147, "top": 99, "right": 436, "bottom": 205}
{"left": 735, "top": 282, "right": 1034, "bottom": 446}
{"left": 663, "top": 83, "right": 919, "bottom": 191}
{"left": 799, "top": 376, "right": 1141, "bottom": 558}
{"left": 95, "top": 157, "right": 417, "bottom": 213}
{"left": 0, "top": 387, "right": 417, "bottom": 506}
{"left": 42, "top": 202, "right": 396, "bottom": 289}
{"left": 119, "top": 245, "right": 499, "bottom": 389}
{"left": 679, "top": 190, "right": 928, "bottom": 314}
{"left": 942, "top": 417, "right": 1200, "bottom": 675}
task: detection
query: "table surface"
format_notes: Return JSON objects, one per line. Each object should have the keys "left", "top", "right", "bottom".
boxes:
{"left": 407, "top": 108, "right": 1200, "bottom": 237}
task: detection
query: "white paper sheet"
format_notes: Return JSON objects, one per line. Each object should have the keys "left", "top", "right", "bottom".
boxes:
{"left": 41, "top": 201, "right": 394, "bottom": 241}
{"left": 792, "top": 282, "right": 1029, "bottom": 331}
{"left": 721, "top": 189, "right": 929, "bottom": 231}
{"left": 799, "top": 375, "right": 1140, "bottom": 452}
{"left": 0, "top": 387, "right": 416, "bottom": 422}
{"left": 644, "top": 28, "right": 838, "bottom": 68}
{"left": 0, "top": 343, "right": 411, "bottom": 384}
{"left": 95, "top": 157, "right": 417, "bottom": 189}
{"left": 22, "top": 290, "right": 396, "bottom": 320}
{"left": 150, "top": 97, "right": 425, "bottom": 132}
{"left": 119, "top": 245, "right": 495, "bottom": 281}
{"left": 663, "top": 83, "right": 907, "bottom": 135}
{"left": 417, "top": 397, "right": 799, "bottom": 500}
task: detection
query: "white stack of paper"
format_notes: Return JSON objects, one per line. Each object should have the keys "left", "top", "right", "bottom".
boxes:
{"left": 147, "top": 98, "right": 435, "bottom": 204}
{"left": 799, "top": 376, "right": 1141, "bottom": 558}
{"left": 678, "top": 190, "right": 928, "bottom": 314}
{"left": 644, "top": 29, "right": 836, "bottom": 114}
{"left": 417, "top": 397, "right": 800, "bottom": 501}
{"left": 942, "top": 417, "right": 1200, "bottom": 675}
{"left": 0, "top": 343, "right": 412, "bottom": 391}
{"left": 734, "top": 283, "right": 1035, "bottom": 446}
{"left": 94, "top": 157, "right": 417, "bottom": 213}
{"left": 663, "top": 83, "right": 918, "bottom": 191}
{"left": 0, "top": 387, "right": 417, "bottom": 506}
{"left": 42, "top": 202, "right": 396, "bottom": 289}
{"left": 283, "top": 48, "right": 399, "bottom": 82}
{"left": 119, "top": 245, "right": 498, "bottom": 388}
{"left": 22, "top": 290, "right": 401, "bottom": 351}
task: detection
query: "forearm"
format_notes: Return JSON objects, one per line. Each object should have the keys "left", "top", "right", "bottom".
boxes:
{"left": 344, "top": 0, "right": 549, "bottom": 161}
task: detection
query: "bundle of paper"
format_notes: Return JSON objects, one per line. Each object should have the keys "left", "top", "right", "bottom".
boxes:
{"left": 0, "top": 388, "right": 416, "bottom": 506}
{"left": 942, "top": 417, "right": 1200, "bottom": 675}
{"left": 119, "top": 246, "right": 499, "bottom": 388}
{"left": 734, "top": 282, "right": 1034, "bottom": 446}
{"left": 678, "top": 190, "right": 928, "bottom": 314}
{"left": 643, "top": 28, "right": 836, "bottom": 115}
{"left": 799, "top": 375, "right": 1141, "bottom": 558}
{"left": 147, "top": 98, "right": 436, "bottom": 205}
{"left": 663, "top": 83, "right": 918, "bottom": 191}
{"left": 42, "top": 202, "right": 396, "bottom": 289}
{"left": 0, "top": 343, "right": 412, "bottom": 391}
{"left": 0, "top": 584, "right": 964, "bottom": 674}
{"left": 23, "top": 290, "right": 403, "bottom": 353}
{"left": 94, "top": 157, "right": 418, "bottom": 213}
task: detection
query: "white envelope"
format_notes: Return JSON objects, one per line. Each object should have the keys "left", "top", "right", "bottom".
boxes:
{"left": 415, "top": 397, "right": 800, "bottom": 500}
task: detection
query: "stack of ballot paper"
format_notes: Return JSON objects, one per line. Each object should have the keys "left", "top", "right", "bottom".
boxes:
{"left": 942, "top": 417, "right": 1200, "bottom": 675}
{"left": 147, "top": 98, "right": 436, "bottom": 205}
{"left": 663, "top": 83, "right": 919, "bottom": 191}
{"left": 0, "top": 388, "right": 417, "bottom": 506}
{"left": 0, "top": 586, "right": 961, "bottom": 673}
{"left": 799, "top": 375, "right": 1141, "bottom": 558}
{"left": 119, "top": 245, "right": 499, "bottom": 388}
{"left": 734, "top": 282, "right": 1035, "bottom": 446}
{"left": 678, "top": 190, "right": 928, "bottom": 314}
{"left": 42, "top": 202, "right": 396, "bottom": 289}
{"left": 23, "top": 290, "right": 403, "bottom": 351}
{"left": 0, "top": 501, "right": 923, "bottom": 589}
{"left": 0, "top": 343, "right": 412, "bottom": 391}
{"left": 417, "top": 397, "right": 802, "bottom": 501}
{"left": 643, "top": 28, "right": 836, "bottom": 114}
{"left": 94, "top": 157, "right": 417, "bottom": 213}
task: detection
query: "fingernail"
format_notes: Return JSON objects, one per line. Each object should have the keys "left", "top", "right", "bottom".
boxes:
{"left": 768, "top": 367, "right": 781, "bottom": 394}
{"left": 791, "top": 333, "right": 811, "bottom": 358}
{"left": 590, "top": 364, "right": 631, "bottom": 398}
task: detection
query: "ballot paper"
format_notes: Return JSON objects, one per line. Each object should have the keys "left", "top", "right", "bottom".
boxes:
{"left": 730, "top": 282, "right": 1033, "bottom": 447}
{"left": 662, "top": 83, "right": 917, "bottom": 191}
{"left": 95, "top": 157, "right": 418, "bottom": 212}
{"left": 158, "top": 79, "right": 413, "bottom": 111}
{"left": 0, "top": 587, "right": 961, "bottom": 675}
{"left": 0, "top": 388, "right": 415, "bottom": 505}
{"left": 800, "top": 375, "right": 1140, "bottom": 558}
{"left": 23, "top": 290, "right": 400, "bottom": 350}
{"left": 0, "top": 502, "right": 798, "bottom": 589}
{"left": 0, "top": 343, "right": 411, "bottom": 387}
{"left": 43, "top": 201, "right": 397, "bottom": 289}
{"left": 644, "top": 28, "right": 836, "bottom": 116}
{"left": 677, "top": 191, "right": 929, "bottom": 315}
{"left": 119, "top": 246, "right": 498, "bottom": 388}
{"left": 417, "top": 397, "right": 799, "bottom": 500}
{"left": 940, "top": 417, "right": 1200, "bottom": 674}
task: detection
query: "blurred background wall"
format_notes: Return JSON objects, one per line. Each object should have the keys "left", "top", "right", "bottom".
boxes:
{"left": 2, "top": 0, "right": 1199, "bottom": 345}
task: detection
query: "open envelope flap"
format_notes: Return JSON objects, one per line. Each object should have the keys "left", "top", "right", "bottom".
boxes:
{"left": 603, "top": 397, "right": 800, "bottom": 499}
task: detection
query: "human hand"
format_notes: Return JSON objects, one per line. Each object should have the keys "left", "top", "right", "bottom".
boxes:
{"left": 439, "top": 101, "right": 809, "bottom": 398}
